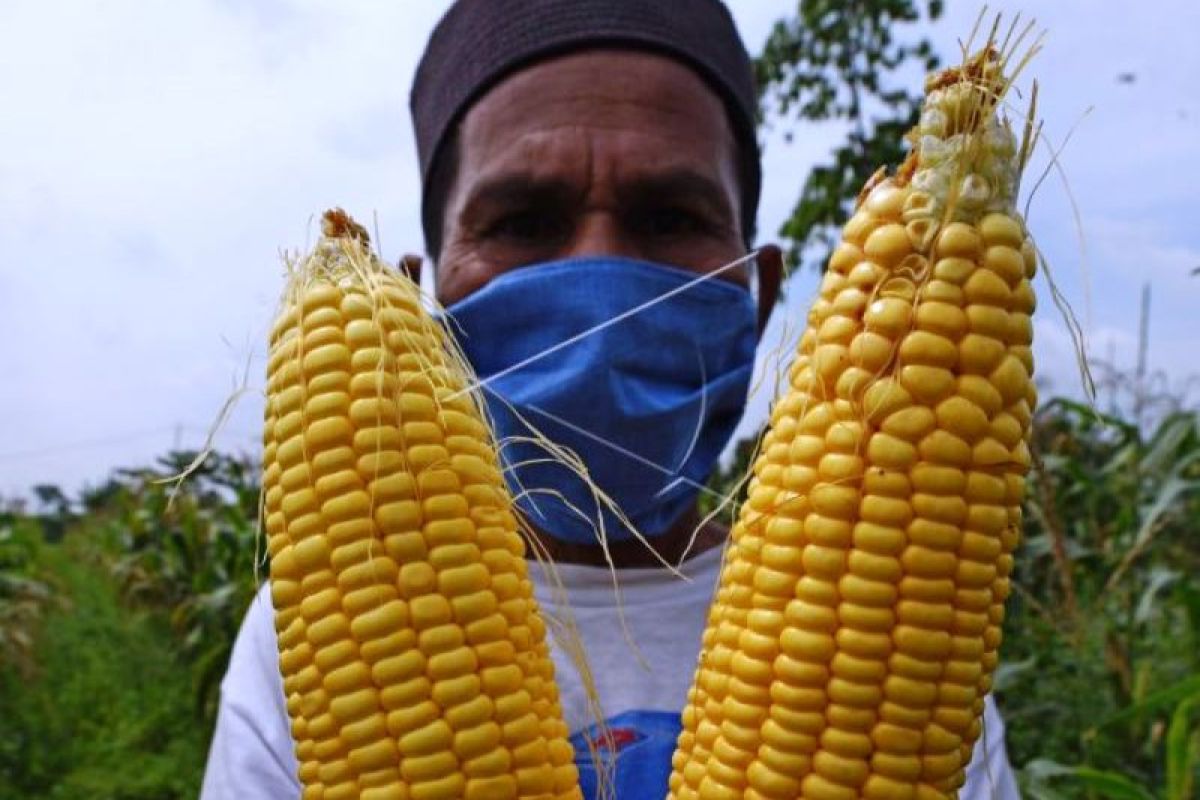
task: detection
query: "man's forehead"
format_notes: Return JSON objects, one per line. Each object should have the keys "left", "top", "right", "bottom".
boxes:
{"left": 456, "top": 50, "right": 736, "bottom": 172}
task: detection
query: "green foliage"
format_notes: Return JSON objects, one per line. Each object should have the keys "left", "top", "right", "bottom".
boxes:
{"left": 0, "top": 517, "right": 53, "bottom": 676}
{"left": 756, "top": 0, "right": 943, "bottom": 269}
{"left": 1001, "top": 401, "right": 1200, "bottom": 797}
{"left": 88, "top": 451, "right": 264, "bottom": 719}
{"left": 1021, "top": 678, "right": 1200, "bottom": 800}
{"left": 0, "top": 451, "right": 263, "bottom": 799}
{"left": 0, "top": 542, "right": 209, "bottom": 800}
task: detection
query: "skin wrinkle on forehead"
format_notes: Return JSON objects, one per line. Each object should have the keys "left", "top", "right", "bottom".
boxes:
{"left": 461, "top": 131, "right": 737, "bottom": 237}
{"left": 454, "top": 73, "right": 738, "bottom": 229}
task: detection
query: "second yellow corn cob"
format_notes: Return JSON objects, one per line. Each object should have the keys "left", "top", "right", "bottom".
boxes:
{"left": 669, "top": 42, "right": 1039, "bottom": 800}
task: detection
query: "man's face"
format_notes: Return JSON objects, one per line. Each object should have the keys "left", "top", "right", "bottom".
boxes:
{"left": 434, "top": 50, "right": 749, "bottom": 306}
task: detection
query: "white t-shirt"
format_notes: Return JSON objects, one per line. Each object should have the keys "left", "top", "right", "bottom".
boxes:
{"left": 201, "top": 544, "right": 1020, "bottom": 798}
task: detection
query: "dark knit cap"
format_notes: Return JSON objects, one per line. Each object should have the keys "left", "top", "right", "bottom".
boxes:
{"left": 410, "top": 0, "right": 761, "bottom": 254}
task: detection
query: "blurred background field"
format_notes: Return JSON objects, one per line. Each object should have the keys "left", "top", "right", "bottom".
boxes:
{"left": 2, "top": 1, "right": 1198, "bottom": 798}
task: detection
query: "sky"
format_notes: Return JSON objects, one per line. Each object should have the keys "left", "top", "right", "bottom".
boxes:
{"left": 1, "top": 0, "right": 1197, "bottom": 500}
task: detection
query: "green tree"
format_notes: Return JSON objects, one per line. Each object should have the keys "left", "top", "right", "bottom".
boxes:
{"left": 756, "top": 0, "right": 943, "bottom": 270}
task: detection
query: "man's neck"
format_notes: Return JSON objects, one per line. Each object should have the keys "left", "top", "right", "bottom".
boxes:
{"left": 521, "top": 507, "right": 729, "bottom": 569}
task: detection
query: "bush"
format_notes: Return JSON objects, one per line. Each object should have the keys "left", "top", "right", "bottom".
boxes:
{"left": 0, "top": 544, "right": 209, "bottom": 799}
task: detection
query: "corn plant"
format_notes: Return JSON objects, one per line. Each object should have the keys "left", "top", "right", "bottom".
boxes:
{"left": 83, "top": 451, "right": 264, "bottom": 720}
{"left": 1001, "top": 400, "right": 1200, "bottom": 797}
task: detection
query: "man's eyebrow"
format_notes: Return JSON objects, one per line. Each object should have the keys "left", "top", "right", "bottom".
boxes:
{"left": 459, "top": 174, "right": 580, "bottom": 216}
{"left": 617, "top": 169, "right": 736, "bottom": 221}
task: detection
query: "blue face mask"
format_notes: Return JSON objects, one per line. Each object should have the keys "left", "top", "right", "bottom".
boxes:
{"left": 443, "top": 256, "right": 757, "bottom": 545}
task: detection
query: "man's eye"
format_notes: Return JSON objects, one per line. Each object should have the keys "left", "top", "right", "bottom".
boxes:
{"left": 483, "top": 211, "right": 567, "bottom": 242}
{"left": 637, "top": 207, "right": 712, "bottom": 238}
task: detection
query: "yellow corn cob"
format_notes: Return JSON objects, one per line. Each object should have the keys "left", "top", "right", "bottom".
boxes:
{"left": 669, "top": 43, "right": 1038, "bottom": 800}
{"left": 263, "top": 210, "right": 581, "bottom": 800}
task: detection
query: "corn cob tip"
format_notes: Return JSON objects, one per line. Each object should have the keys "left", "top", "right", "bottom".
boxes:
{"left": 320, "top": 207, "right": 371, "bottom": 245}
{"left": 281, "top": 208, "right": 384, "bottom": 297}
{"left": 923, "top": 45, "right": 1003, "bottom": 99}
{"left": 874, "top": 23, "right": 1042, "bottom": 229}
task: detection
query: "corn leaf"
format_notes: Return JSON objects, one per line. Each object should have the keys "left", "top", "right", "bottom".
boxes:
{"left": 1165, "top": 692, "right": 1200, "bottom": 800}
{"left": 1022, "top": 759, "right": 1157, "bottom": 800}
{"left": 1093, "top": 675, "right": 1200, "bottom": 732}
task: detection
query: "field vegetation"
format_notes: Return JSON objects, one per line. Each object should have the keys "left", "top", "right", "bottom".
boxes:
{"left": 2, "top": 377, "right": 1196, "bottom": 798}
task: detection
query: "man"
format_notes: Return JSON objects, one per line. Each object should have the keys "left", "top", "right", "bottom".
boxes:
{"left": 202, "top": 1, "right": 1021, "bottom": 797}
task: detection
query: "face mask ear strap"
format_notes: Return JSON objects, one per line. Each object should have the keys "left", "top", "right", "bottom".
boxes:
{"left": 747, "top": 253, "right": 761, "bottom": 308}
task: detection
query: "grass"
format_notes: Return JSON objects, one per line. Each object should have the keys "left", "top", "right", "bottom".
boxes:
{"left": 0, "top": 537, "right": 210, "bottom": 800}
